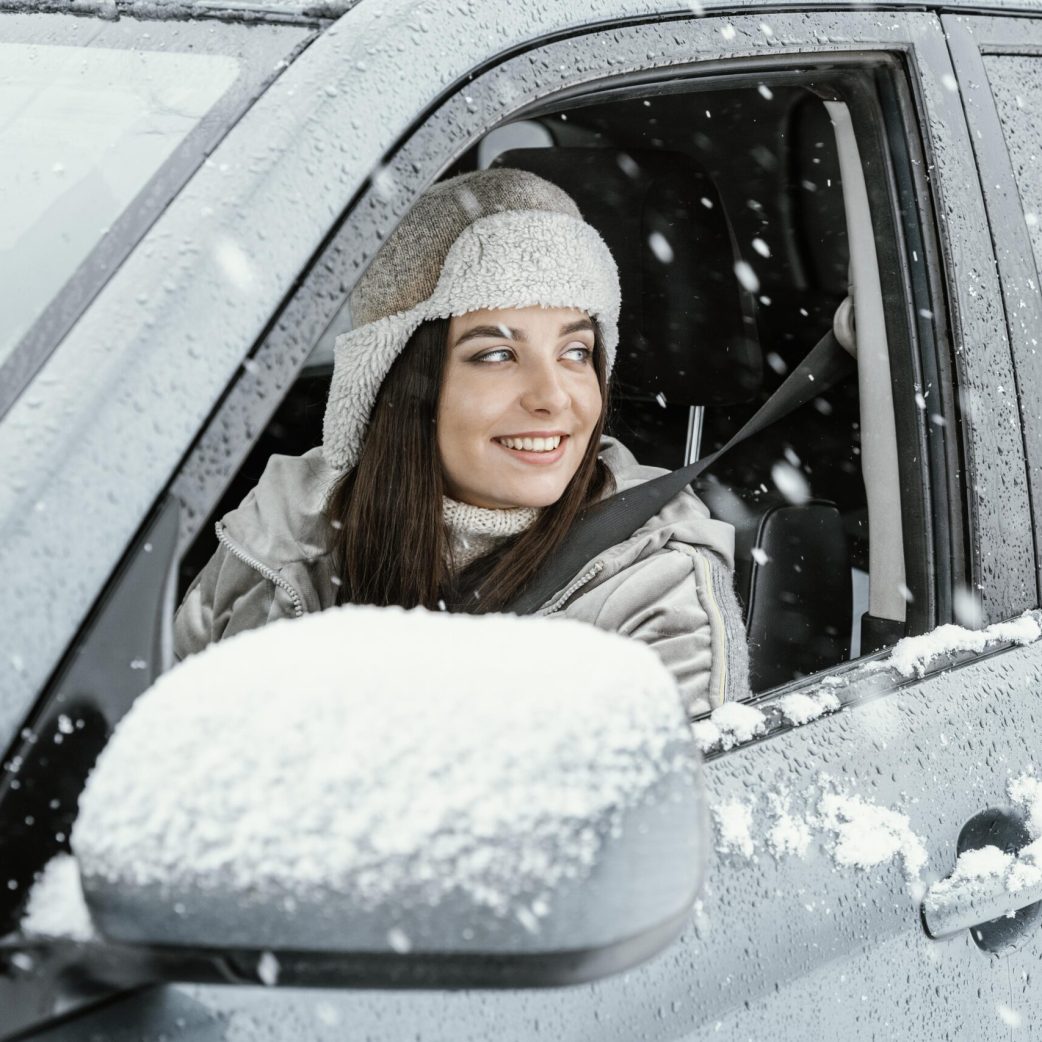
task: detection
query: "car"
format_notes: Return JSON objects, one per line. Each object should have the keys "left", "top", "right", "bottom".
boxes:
{"left": 3, "top": 0, "right": 1042, "bottom": 1037}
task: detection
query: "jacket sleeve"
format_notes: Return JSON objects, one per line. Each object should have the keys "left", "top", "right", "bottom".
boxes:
{"left": 589, "top": 547, "right": 750, "bottom": 716}
{"left": 173, "top": 543, "right": 280, "bottom": 662}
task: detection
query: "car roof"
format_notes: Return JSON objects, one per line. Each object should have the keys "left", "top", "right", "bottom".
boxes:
{"left": 2, "top": 0, "right": 1039, "bottom": 25}
{"left": 0, "top": 0, "right": 358, "bottom": 24}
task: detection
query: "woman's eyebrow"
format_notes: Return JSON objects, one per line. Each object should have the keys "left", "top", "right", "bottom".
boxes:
{"left": 452, "top": 318, "right": 594, "bottom": 349}
{"left": 453, "top": 324, "right": 524, "bottom": 347}
{"left": 560, "top": 318, "right": 595, "bottom": 336}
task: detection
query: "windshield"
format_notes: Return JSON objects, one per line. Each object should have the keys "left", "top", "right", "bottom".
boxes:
{"left": 0, "top": 12, "right": 312, "bottom": 419}
{"left": 0, "top": 43, "right": 239, "bottom": 365}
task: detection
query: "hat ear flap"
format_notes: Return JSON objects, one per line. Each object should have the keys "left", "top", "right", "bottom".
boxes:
{"left": 322, "top": 312, "right": 426, "bottom": 473}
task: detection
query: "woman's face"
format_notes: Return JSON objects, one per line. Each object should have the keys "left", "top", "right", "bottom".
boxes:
{"left": 437, "top": 305, "right": 603, "bottom": 509}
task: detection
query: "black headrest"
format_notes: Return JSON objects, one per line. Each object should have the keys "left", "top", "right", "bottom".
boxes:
{"left": 492, "top": 147, "right": 762, "bottom": 406}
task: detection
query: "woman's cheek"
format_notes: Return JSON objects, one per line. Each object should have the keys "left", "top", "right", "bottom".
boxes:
{"left": 576, "top": 377, "right": 603, "bottom": 435}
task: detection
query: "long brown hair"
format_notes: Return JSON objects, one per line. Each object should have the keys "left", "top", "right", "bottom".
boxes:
{"left": 326, "top": 316, "right": 614, "bottom": 613}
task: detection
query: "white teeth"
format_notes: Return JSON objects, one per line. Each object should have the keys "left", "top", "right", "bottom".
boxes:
{"left": 498, "top": 436, "right": 562, "bottom": 452}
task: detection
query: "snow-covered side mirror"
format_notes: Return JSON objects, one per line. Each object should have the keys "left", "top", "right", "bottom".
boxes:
{"left": 70, "top": 605, "right": 708, "bottom": 988}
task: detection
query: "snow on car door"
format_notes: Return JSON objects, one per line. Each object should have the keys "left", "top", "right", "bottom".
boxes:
{"left": 685, "top": 622, "right": 1042, "bottom": 1039}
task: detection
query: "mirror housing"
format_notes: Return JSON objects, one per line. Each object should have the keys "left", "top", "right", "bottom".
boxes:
{"left": 70, "top": 606, "right": 708, "bottom": 987}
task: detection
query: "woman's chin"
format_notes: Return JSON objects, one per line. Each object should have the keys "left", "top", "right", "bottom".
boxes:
{"left": 467, "top": 481, "right": 570, "bottom": 510}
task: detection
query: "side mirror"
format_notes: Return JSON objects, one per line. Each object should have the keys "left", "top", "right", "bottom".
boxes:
{"left": 69, "top": 606, "right": 708, "bottom": 988}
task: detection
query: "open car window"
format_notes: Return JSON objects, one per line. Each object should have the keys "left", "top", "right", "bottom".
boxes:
{"left": 174, "top": 59, "right": 950, "bottom": 706}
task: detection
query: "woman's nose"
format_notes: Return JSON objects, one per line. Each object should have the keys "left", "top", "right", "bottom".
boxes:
{"left": 520, "top": 359, "right": 571, "bottom": 414}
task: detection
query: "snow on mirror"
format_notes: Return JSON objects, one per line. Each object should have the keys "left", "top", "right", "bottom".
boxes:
{"left": 68, "top": 606, "right": 707, "bottom": 987}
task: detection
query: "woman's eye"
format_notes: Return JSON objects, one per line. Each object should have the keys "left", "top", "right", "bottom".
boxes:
{"left": 562, "top": 343, "right": 593, "bottom": 362}
{"left": 473, "top": 348, "right": 514, "bottom": 363}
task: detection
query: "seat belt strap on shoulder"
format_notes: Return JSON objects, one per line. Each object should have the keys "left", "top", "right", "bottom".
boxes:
{"left": 507, "top": 330, "right": 854, "bottom": 615}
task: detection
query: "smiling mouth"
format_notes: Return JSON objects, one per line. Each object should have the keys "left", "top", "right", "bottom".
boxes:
{"left": 495, "top": 435, "right": 564, "bottom": 453}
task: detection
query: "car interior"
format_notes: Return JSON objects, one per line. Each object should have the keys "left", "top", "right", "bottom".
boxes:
{"left": 179, "top": 79, "right": 879, "bottom": 697}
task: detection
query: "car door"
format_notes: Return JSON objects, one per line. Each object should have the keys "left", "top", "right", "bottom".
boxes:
{"left": 943, "top": 12, "right": 1042, "bottom": 1031}
{"left": 5, "top": 3, "right": 1040, "bottom": 1041}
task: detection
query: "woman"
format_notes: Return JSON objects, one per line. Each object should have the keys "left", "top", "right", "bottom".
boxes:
{"left": 174, "top": 167, "right": 749, "bottom": 714}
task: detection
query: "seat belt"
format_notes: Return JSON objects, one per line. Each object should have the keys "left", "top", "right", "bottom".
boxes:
{"left": 507, "top": 329, "right": 856, "bottom": 615}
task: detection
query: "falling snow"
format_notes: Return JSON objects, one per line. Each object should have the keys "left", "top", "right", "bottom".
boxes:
{"left": 734, "top": 260, "right": 760, "bottom": 293}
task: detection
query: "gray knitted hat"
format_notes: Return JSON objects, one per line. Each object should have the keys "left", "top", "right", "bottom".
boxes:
{"left": 322, "top": 167, "right": 622, "bottom": 471}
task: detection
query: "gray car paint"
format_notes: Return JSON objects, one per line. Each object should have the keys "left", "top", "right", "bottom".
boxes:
{"left": 4, "top": 0, "right": 1042, "bottom": 1038}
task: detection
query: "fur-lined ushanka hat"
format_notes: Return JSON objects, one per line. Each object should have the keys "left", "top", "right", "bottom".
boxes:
{"left": 321, "top": 167, "right": 622, "bottom": 472}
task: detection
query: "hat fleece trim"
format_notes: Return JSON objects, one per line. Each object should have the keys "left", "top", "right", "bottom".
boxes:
{"left": 322, "top": 209, "right": 621, "bottom": 472}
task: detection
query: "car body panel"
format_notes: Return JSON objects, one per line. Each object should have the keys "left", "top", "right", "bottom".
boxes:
{"left": 26, "top": 639, "right": 1042, "bottom": 1041}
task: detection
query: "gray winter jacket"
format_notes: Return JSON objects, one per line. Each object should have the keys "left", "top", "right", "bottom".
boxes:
{"left": 173, "top": 438, "right": 750, "bottom": 715}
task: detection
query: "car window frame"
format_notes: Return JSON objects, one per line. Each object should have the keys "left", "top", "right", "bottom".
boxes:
{"left": 171, "top": 27, "right": 966, "bottom": 704}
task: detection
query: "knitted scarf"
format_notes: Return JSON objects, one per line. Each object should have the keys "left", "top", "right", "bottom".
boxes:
{"left": 442, "top": 497, "right": 540, "bottom": 571}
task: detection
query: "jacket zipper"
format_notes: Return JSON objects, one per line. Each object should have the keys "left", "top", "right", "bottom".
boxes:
{"left": 694, "top": 551, "right": 727, "bottom": 708}
{"left": 540, "top": 561, "right": 604, "bottom": 616}
{"left": 215, "top": 521, "right": 306, "bottom": 619}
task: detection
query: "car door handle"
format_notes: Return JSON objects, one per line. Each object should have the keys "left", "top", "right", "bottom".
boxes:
{"left": 921, "top": 845, "right": 1042, "bottom": 939}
